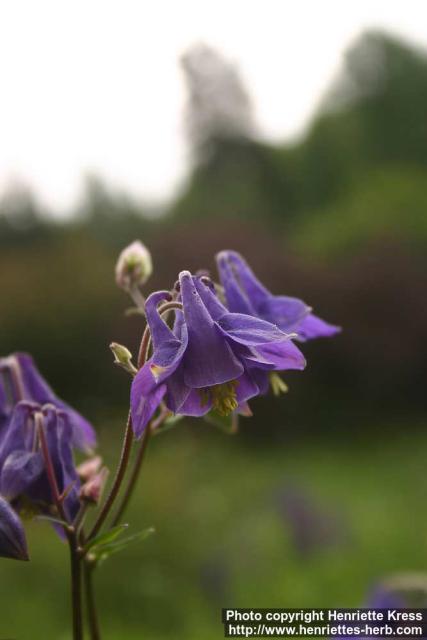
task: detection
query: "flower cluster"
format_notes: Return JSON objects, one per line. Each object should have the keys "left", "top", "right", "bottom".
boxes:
{"left": 0, "top": 241, "right": 340, "bottom": 639}
{"left": 0, "top": 245, "right": 339, "bottom": 564}
{"left": 0, "top": 353, "right": 97, "bottom": 559}
{"left": 130, "top": 250, "right": 340, "bottom": 437}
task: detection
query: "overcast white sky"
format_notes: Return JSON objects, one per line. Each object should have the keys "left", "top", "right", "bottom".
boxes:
{"left": 0, "top": 1, "right": 426, "bottom": 215}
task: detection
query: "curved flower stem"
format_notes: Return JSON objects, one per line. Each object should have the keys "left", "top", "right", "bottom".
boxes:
{"left": 73, "top": 502, "right": 89, "bottom": 533}
{"left": 86, "top": 413, "right": 134, "bottom": 541}
{"left": 84, "top": 304, "right": 170, "bottom": 541}
{"left": 110, "top": 425, "right": 152, "bottom": 527}
{"left": 84, "top": 560, "right": 101, "bottom": 640}
{"left": 110, "top": 302, "right": 182, "bottom": 527}
{"left": 129, "top": 285, "right": 146, "bottom": 312}
{"left": 83, "top": 298, "right": 183, "bottom": 637}
{"left": 36, "top": 413, "right": 68, "bottom": 524}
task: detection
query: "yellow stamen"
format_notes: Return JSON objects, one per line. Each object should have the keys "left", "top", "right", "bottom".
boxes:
{"left": 269, "top": 373, "right": 289, "bottom": 396}
{"left": 200, "top": 380, "right": 238, "bottom": 416}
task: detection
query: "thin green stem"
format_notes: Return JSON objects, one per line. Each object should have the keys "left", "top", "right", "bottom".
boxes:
{"left": 69, "top": 533, "right": 84, "bottom": 640}
{"left": 111, "top": 425, "right": 152, "bottom": 526}
{"left": 73, "top": 502, "right": 89, "bottom": 533}
{"left": 84, "top": 561, "right": 101, "bottom": 640}
{"left": 81, "top": 297, "right": 182, "bottom": 639}
{"left": 110, "top": 301, "right": 182, "bottom": 526}
{"left": 87, "top": 414, "right": 134, "bottom": 541}
{"left": 129, "top": 285, "right": 146, "bottom": 311}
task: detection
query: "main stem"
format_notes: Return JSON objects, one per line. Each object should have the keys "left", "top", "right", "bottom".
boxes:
{"left": 36, "top": 413, "right": 83, "bottom": 640}
{"left": 84, "top": 562, "right": 101, "bottom": 640}
{"left": 69, "top": 532, "right": 84, "bottom": 640}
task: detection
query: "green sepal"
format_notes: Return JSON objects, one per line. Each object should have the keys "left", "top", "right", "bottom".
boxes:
{"left": 90, "top": 527, "right": 155, "bottom": 565}
{"left": 36, "top": 515, "right": 69, "bottom": 527}
{"left": 84, "top": 524, "right": 129, "bottom": 553}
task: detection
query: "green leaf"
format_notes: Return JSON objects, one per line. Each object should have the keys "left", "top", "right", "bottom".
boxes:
{"left": 36, "top": 515, "right": 69, "bottom": 527}
{"left": 91, "top": 527, "right": 155, "bottom": 565}
{"left": 84, "top": 524, "right": 129, "bottom": 553}
{"left": 204, "top": 411, "right": 239, "bottom": 434}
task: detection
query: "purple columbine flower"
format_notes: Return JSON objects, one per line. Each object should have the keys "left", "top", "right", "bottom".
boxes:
{"left": 0, "top": 353, "right": 96, "bottom": 451}
{"left": 130, "top": 271, "right": 306, "bottom": 437}
{"left": 216, "top": 251, "right": 340, "bottom": 341}
{"left": 0, "top": 402, "right": 81, "bottom": 521}
{"left": 0, "top": 495, "right": 29, "bottom": 561}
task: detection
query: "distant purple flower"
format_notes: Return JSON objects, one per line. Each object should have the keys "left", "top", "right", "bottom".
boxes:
{"left": 365, "top": 584, "right": 404, "bottom": 608}
{"left": 199, "top": 553, "right": 230, "bottom": 602}
{"left": 0, "top": 495, "right": 28, "bottom": 561}
{"left": 0, "top": 353, "right": 96, "bottom": 451}
{"left": 335, "top": 580, "right": 409, "bottom": 640}
{"left": 131, "top": 271, "right": 305, "bottom": 437}
{"left": 216, "top": 251, "right": 340, "bottom": 341}
{"left": 276, "top": 484, "right": 346, "bottom": 557}
{"left": 0, "top": 402, "right": 81, "bottom": 521}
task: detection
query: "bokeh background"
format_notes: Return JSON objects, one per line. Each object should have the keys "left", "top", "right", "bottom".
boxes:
{"left": 1, "top": 3, "right": 427, "bottom": 638}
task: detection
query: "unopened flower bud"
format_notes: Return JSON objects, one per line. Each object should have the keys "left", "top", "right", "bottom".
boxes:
{"left": 0, "top": 496, "right": 29, "bottom": 561}
{"left": 110, "top": 343, "right": 137, "bottom": 375}
{"left": 76, "top": 456, "right": 103, "bottom": 482}
{"left": 115, "top": 241, "right": 152, "bottom": 292}
{"left": 80, "top": 467, "right": 109, "bottom": 505}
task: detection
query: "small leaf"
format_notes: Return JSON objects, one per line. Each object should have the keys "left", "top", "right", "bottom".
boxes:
{"left": 204, "top": 411, "right": 238, "bottom": 434}
{"left": 92, "top": 527, "right": 155, "bottom": 564}
{"left": 36, "top": 514, "right": 69, "bottom": 527}
{"left": 84, "top": 524, "right": 128, "bottom": 553}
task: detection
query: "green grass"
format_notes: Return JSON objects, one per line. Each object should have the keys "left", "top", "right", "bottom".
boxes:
{"left": 2, "top": 421, "right": 427, "bottom": 639}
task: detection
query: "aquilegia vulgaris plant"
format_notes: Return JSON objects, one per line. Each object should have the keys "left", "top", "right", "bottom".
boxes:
{"left": 0, "top": 243, "right": 340, "bottom": 639}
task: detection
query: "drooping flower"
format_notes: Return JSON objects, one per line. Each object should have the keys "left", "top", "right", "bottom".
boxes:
{"left": 131, "top": 271, "right": 306, "bottom": 437}
{"left": 0, "top": 353, "right": 96, "bottom": 451}
{"left": 0, "top": 495, "right": 29, "bottom": 561}
{"left": 0, "top": 402, "right": 81, "bottom": 521}
{"left": 216, "top": 250, "right": 340, "bottom": 341}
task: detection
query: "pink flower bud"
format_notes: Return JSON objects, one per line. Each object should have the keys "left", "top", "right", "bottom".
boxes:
{"left": 115, "top": 241, "right": 152, "bottom": 291}
{"left": 80, "top": 467, "right": 109, "bottom": 505}
{"left": 76, "top": 456, "right": 103, "bottom": 482}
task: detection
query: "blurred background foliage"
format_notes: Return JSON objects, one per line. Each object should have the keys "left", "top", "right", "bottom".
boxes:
{"left": 1, "top": 29, "right": 427, "bottom": 639}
